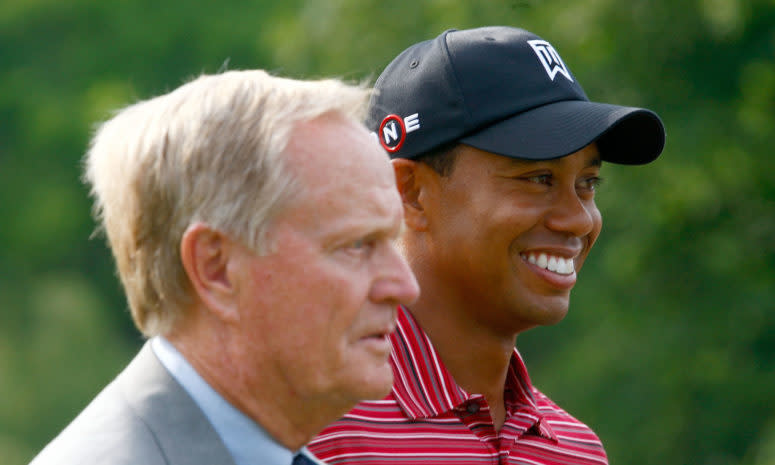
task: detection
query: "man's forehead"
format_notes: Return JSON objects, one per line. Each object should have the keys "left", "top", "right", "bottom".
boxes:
{"left": 292, "top": 116, "right": 392, "bottom": 179}
{"left": 498, "top": 154, "right": 603, "bottom": 167}
{"left": 277, "top": 181, "right": 403, "bottom": 246}
{"left": 464, "top": 142, "right": 603, "bottom": 169}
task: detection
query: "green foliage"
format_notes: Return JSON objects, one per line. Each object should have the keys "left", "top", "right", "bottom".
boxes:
{"left": 2, "top": 1, "right": 772, "bottom": 464}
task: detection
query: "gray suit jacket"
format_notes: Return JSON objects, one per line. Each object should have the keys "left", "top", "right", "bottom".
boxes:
{"left": 29, "top": 342, "right": 236, "bottom": 465}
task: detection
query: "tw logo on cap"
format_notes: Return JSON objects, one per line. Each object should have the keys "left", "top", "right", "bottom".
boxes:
{"left": 527, "top": 40, "right": 573, "bottom": 82}
{"left": 378, "top": 113, "right": 420, "bottom": 153}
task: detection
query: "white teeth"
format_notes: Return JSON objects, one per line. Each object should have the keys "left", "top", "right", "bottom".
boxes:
{"left": 547, "top": 256, "right": 558, "bottom": 272}
{"left": 524, "top": 253, "right": 575, "bottom": 275}
{"left": 559, "top": 258, "right": 574, "bottom": 274}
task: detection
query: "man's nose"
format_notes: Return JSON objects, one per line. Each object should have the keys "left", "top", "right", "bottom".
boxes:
{"left": 370, "top": 242, "right": 420, "bottom": 306}
{"left": 545, "top": 187, "right": 598, "bottom": 237}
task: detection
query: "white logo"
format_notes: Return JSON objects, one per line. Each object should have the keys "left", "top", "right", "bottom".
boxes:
{"left": 377, "top": 113, "right": 421, "bottom": 153}
{"left": 527, "top": 40, "right": 573, "bottom": 82}
{"left": 404, "top": 113, "right": 420, "bottom": 133}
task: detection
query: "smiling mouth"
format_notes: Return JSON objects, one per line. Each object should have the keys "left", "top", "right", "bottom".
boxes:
{"left": 521, "top": 253, "right": 575, "bottom": 275}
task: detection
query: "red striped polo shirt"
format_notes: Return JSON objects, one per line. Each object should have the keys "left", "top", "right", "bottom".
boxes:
{"left": 309, "top": 306, "right": 608, "bottom": 465}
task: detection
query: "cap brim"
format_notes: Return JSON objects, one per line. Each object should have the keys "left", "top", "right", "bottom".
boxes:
{"left": 459, "top": 100, "right": 666, "bottom": 165}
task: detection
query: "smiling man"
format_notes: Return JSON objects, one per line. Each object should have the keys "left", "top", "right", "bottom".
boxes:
{"left": 309, "top": 26, "right": 665, "bottom": 464}
{"left": 29, "top": 70, "right": 419, "bottom": 465}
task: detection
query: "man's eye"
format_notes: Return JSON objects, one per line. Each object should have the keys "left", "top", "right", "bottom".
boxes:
{"left": 581, "top": 176, "right": 604, "bottom": 191}
{"left": 526, "top": 174, "right": 552, "bottom": 185}
{"left": 346, "top": 238, "right": 376, "bottom": 252}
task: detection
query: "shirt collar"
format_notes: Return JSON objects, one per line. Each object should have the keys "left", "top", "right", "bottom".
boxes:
{"left": 389, "top": 306, "right": 547, "bottom": 426}
{"left": 152, "top": 337, "right": 316, "bottom": 465}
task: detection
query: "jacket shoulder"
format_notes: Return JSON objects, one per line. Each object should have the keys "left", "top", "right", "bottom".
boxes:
{"left": 29, "top": 377, "right": 167, "bottom": 465}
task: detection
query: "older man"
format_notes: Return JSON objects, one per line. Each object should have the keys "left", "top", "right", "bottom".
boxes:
{"left": 310, "top": 26, "right": 665, "bottom": 464}
{"left": 29, "top": 70, "right": 419, "bottom": 465}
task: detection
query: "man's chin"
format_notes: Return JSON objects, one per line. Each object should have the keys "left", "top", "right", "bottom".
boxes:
{"left": 517, "top": 295, "right": 571, "bottom": 327}
{"left": 347, "top": 365, "right": 394, "bottom": 401}
{"left": 538, "top": 300, "right": 570, "bottom": 326}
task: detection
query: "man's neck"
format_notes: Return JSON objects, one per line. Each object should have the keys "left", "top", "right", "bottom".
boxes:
{"left": 166, "top": 322, "right": 349, "bottom": 451}
{"left": 407, "top": 299, "right": 518, "bottom": 431}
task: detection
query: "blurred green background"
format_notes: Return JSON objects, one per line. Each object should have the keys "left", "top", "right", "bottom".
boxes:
{"left": 2, "top": 0, "right": 773, "bottom": 464}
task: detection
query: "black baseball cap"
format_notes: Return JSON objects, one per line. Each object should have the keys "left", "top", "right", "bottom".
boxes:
{"left": 368, "top": 26, "right": 665, "bottom": 164}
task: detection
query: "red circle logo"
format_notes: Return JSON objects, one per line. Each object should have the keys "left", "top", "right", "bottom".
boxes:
{"left": 378, "top": 114, "right": 406, "bottom": 153}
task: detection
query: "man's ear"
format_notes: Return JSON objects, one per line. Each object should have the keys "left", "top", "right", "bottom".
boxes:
{"left": 392, "top": 158, "right": 437, "bottom": 232}
{"left": 180, "top": 223, "right": 241, "bottom": 323}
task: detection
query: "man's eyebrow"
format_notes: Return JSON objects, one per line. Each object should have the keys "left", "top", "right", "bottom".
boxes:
{"left": 588, "top": 157, "right": 603, "bottom": 168}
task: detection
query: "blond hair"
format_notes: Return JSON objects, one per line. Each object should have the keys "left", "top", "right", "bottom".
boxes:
{"left": 84, "top": 70, "right": 371, "bottom": 336}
